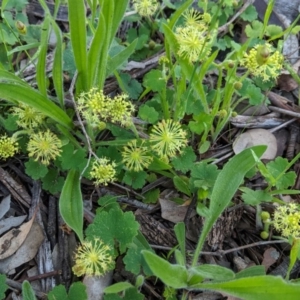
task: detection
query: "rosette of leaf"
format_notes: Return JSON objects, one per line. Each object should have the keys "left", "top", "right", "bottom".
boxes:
{"left": 240, "top": 43, "right": 284, "bottom": 81}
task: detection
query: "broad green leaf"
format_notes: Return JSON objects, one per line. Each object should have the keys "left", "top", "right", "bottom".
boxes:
{"left": 48, "top": 282, "right": 87, "bottom": 300}
{"left": 190, "top": 264, "right": 235, "bottom": 281}
{"left": 123, "top": 232, "right": 153, "bottom": 276}
{"left": 235, "top": 266, "right": 266, "bottom": 279}
{"left": 0, "top": 274, "right": 7, "bottom": 300}
{"left": 59, "top": 169, "right": 83, "bottom": 242}
{"left": 192, "top": 275, "right": 300, "bottom": 300}
{"left": 173, "top": 176, "right": 191, "bottom": 196}
{"left": 0, "top": 72, "right": 72, "bottom": 129}
{"left": 104, "top": 282, "right": 133, "bottom": 294}
{"left": 68, "top": 0, "right": 88, "bottom": 92}
{"left": 142, "top": 250, "right": 188, "bottom": 288}
{"left": 22, "top": 281, "right": 36, "bottom": 300}
{"left": 86, "top": 207, "right": 139, "bottom": 253}
{"left": 192, "top": 146, "right": 266, "bottom": 266}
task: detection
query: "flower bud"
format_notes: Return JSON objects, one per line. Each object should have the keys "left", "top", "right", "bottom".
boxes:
{"left": 256, "top": 45, "right": 270, "bottom": 65}
{"left": 15, "top": 21, "right": 27, "bottom": 34}
{"left": 226, "top": 60, "right": 235, "bottom": 68}
{"left": 261, "top": 211, "right": 271, "bottom": 221}
{"left": 148, "top": 40, "right": 156, "bottom": 50}
{"left": 233, "top": 81, "right": 243, "bottom": 90}
{"left": 260, "top": 231, "right": 269, "bottom": 239}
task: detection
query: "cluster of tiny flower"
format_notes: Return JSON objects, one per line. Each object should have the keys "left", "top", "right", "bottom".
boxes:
{"left": 0, "top": 135, "right": 18, "bottom": 159}
{"left": 273, "top": 203, "right": 300, "bottom": 239}
{"left": 77, "top": 88, "right": 134, "bottom": 128}
{"left": 132, "top": 0, "right": 159, "bottom": 17}
{"left": 11, "top": 103, "right": 45, "bottom": 130}
{"left": 175, "top": 9, "right": 213, "bottom": 63}
{"left": 27, "top": 130, "right": 62, "bottom": 166}
{"left": 121, "top": 119, "right": 187, "bottom": 172}
{"left": 240, "top": 43, "right": 284, "bottom": 82}
{"left": 89, "top": 158, "right": 117, "bottom": 186}
{"left": 72, "top": 238, "right": 115, "bottom": 277}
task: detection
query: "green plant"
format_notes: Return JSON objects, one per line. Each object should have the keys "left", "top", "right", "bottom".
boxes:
{"left": 0, "top": 0, "right": 300, "bottom": 299}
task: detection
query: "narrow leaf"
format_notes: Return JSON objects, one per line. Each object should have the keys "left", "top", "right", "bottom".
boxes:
{"left": 142, "top": 250, "right": 188, "bottom": 288}
{"left": 192, "top": 275, "right": 300, "bottom": 300}
{"left": 36, "top": 17, "right": 50, "bottom": 96}
{"left": 59, "top": 169, "right": 83, "bottom": 242}
{"left": 192, "top": 146, "right": 266, "bottom": 266}
{"left": 67, "top": 0, "right": 88, "bottom": 92}
{"left": 50, "top": 19, "right": 64, "bottom": 107}
{"left": 0, "top": 75, "right": 72, "bottom": 129}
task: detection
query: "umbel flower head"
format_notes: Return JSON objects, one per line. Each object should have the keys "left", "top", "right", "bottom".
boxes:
{"left": 72, "top": 238, "right": 115, "bottom": 277}
{"left": 149, "top": 119, "right": 187, "bottom": 159}
{"left": 133, "top": 0, "right": 159, "bottom": 17}
{"left": 27, "top": 130, "right": 62, "bottom": 165}
{"left": 77, "top": 88, "right": 134, "bottom": 127}
{"left": 0, "top": 135, "right": 18, "bottom": 159}
{"left": 106, "top": 94, "right": 135, "bottom": 127}
{"left": 11, "top": 103, "right": 45, "bottom": 130}
{"left": 175, "top": 9, "right": 213, "bottom": 63}
{"left": 240, "top": 43, "right": 284, "bottom": 81}
{"left": 122, "top": 140, "right": 153, "bottom": 172}
{"left": 273, "top": 203, "right": 300, "bottom": 239}
{"left": 90, "top": 157, "right": 116, "bottom": 186}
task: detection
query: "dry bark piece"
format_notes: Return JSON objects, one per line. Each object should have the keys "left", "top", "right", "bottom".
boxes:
{"left": 0, "top": 195, "right": 11, "bottom": 220}
{"left": 233, "top": 129, "right": 277, "bottom": 160}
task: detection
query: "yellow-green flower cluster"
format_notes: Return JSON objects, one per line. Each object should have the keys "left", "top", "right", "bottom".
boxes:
{"left": 122, "top": 140, "right": 153, "bottom": 172}
{"left": 149, "top": 119, "right": 187, "bottom": 159}
{"left": 72, "top": 238, "right": 115, "bottom": 277}
{"left": 0, "top": 135, "right": 18, "bottom": 159}
{"left": 175, "top": 9, "right": 213, "bottom": 63}
{"left": 133, "top": 0, "right": 159, "bottom": 17}
{"left": 77, "top": 88, "right": 134, "bottom": 127}
{"left": 240, "top": 43, "right": 284, "bottom": 81}
{"left": 273, "top": 203, "right": 300, "bottom": 239}
{"left": 90, "top": 158, "right": 116, "bottom": 186}
{"left": 11, "top": 103, "right": 45, "bottom": 130}
{"left": 27, "top": 130, "right": 62, "bottom": 165}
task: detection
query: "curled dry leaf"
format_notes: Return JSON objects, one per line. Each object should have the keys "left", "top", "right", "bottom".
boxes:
{"left": 262, "top": 247, "right": 280, "bottom": 272}
{"left": 233, "top": 129, "right": 277, "bottom": 160}
{"left": 0, "top": 222, "right": 44, "bottom": 274}
{"left": 0, "top": 215, "right": 35, "bottom": 260}
{"left": 0, "top": 215, "right": 27, "bottom": 236}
